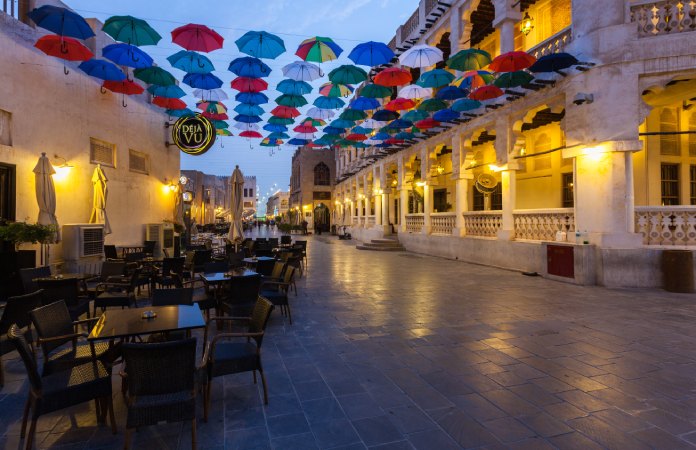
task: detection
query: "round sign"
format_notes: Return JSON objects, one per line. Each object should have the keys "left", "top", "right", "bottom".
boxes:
{"left": 171, "top": 115, "right": 216, "bottom": 155}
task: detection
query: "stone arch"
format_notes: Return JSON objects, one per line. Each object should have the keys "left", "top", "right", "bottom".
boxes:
{"left": 313, "top": 162, "right": 330, "bottom": 186}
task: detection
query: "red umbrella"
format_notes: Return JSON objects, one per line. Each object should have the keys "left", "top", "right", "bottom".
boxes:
{"left": 231, "top": 77, "right": 268, "bottom": 92}
{"left": 240, "top": 130, "right": 262, "bottom": 138}
{"left": 346, "top": 133, "right": 368, "bottom": 141}
{"left": 171, "top": 24, "right": 224, "bottom": 52}
{"left": 415, "top": 118, "right": 440, "bottom": 129}
{"left": 102, "top": 80, "right": 144, "bottom": 95}
{"left": 385, "top": 98, "right": 416, "bottom": 111}
{"left": 385, "top": 138, "right": 405, "bottom": 145}
{"left": 202, "top": 111, "right": 229, "bottom": 120}
{"left": 374, "top": 67, "right": 412, "bottom": 87}
{"left": 34, "top": 35, "right": 93, "bottom": 61}
{"left": 153, "top": 96, "right": 187, "bottom": 109}
{"left": 294, "top": 124, "right": 317, "bottom": 133}
{"left": 489, "top": 51, "right": 536, "bottom": 72}
{"left": 469, "top": 85, "right": 504, "bottom": 100}
{"left": 271, "top": 106, "right": 300, "bottom": 118}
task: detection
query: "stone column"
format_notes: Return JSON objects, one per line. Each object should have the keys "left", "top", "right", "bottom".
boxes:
{"left": 453, "top": 174, "right": 473, "bottom": 237}
{"left": 496, "top": 163, "right": 518, "bottom": 240}
{"left": 492, "top": 0, "right": 521, "bottom": 55}
{"left": 363, "top": 174, "right": 371, "bottom": 217}
{"left": 374, "top": 168, "right": 382, "bottom": 228}
{"left": 398, "top": 157, "right": 407, "bottom": 232}
{"left": 449, "top": 4, "right": 463, "bottom": 54}
{"left": 421, "top": 147, "right": 432, "bottom": 234}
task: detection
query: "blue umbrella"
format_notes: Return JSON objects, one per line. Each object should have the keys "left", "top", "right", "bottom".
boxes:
{"left": 288, "top": 138, "right": 309, "bottom": 146}
{"left": 166, "top": 108, "right": 195, "bottom": 118}
{"left": 451, "top": 98, "right": 482, "bottom": 112}
{"left": 330, "top": 119, "right": 355, "bottom": 129}
{"left": 78, "top": 59, "right": 126, "bottom": 81}
{"left": 434, "top": 108, "right": 460, "bottom": 122}
{"left": 234, "top": 114, "right": 263, "bottom": 123}
{"left": 183, "top": 72, "right": 223, "bottom": 89}
{"left": 235, "top": 31, "right": 286, "bottom": 59}
{"left": 417, "top": 69, "right": 456, "bottom": 88}
{"left": 373, "top": 109, "right": 399, "bottom": 121}
{"left": 351, "top": 126, "right": 371, "bottom": 135}
{"left": 277, "top": 79, "right": 312, "bottom": 95}
{"left": 102, "top": 43, "right": 153, "bottom": 69}
{"left": 147, "top": 84, "right": 186, "bottom": 98}
{"left": 348, "top": 41, "right": 395, "bottom": 67}
{"left": 436, "top": 86, "right": 468, "bottom": 100}
{"left": 350, "top": 97, "right": 380, "bottom": 111}
{"left": 167, "top": 50, "right": 214, "bottom": 74}
{"left": 234, "top": 103, "right": 265, "bottom": 116}
{"left": 313, "top": 96, "right": 345, "bottom": 109}
{"left": 236, "top": 91, "right": 269, "bottom": 105}
{"left": 322, "top": 126, "right": 345, "bottom": 134}
{"left": 28, "top": 5, "right": 95, "bottom": 40}
{"left": 529, "top": 53, "right": 578, "bottom": 73}
{"left": 395, "top": 131, "right": 417, "bottom": 140}
{"left": 385, "top": 119, "right": 413, "bottom": 130}
{"left": 268, "top": 131, "right": 290, "bottom": 139}
{"left": 263, "top": 123, "right": 288, "bottom": 132}
{"left": 372, "top": 132, "right": 391, "bottom": 140}
{"left": 228, "top": 57, "right": 272, "bottom": 78}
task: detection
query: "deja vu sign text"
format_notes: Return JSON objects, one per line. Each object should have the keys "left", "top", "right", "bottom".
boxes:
{"left": 171, "top": 115, "right": 216, "bottom": 156}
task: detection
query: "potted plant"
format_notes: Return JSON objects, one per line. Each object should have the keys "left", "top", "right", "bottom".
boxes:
{"left": 0, "top": 221, "right": 57, "bottom": 250}
{"left": 0, "top": 221, "right": 57, "bottom": 296}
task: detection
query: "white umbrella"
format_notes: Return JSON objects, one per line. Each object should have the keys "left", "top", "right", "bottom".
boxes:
{"left": 89, "top": 164, "right": 112, "bottom": 234}
{"left": 306, "top": 107, "right": 335, "bottom": 120}
{"left": 399, "top": 84, "right": 433, "bottom": 99}
{"left": 399, "top": 44, "right": 443, "bottom": 68}
{"left": 33, "top": 152, "right": 60, "bottom": 243}
{"left": 361, "top": 119, "right": 387, "bottom": 129}
{"left": 193, "top": 88, "right": 228, "bottom": 101}
{"left": 282, "top": 61, "right": 323, "bottom": 81}
{"left": 233, "top": 122, "right": 260, "bottom": 131}
{"left": 227, "top": 165, "right": 245, "bottom": 243}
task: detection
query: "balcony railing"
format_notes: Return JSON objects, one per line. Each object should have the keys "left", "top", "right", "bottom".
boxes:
{"left": 430, "top": 212, "right": 456, "bottom": 235}
{"left": 630, "top": 1, "right": 696, "bottom": 37}
{"left": 513, "top": 208, "right": 575, "bottom": 241}
{"left": 2, "top": 0, "right": 19, "bottom": 19}
{"left": 528, "top": 27, "right": 573, "bottom": 59}
{"left": 635, "top": 206, "right": 696, "bottom": 245}
{"left": 403, "top": 9, "right": 420, "bottom": 41}
{"left": 352, "top": 216, "right": 358, "bottom": 225}
{"left": 463, "top": 211, "right": 502, "bottom": 237}
{"left": 366, "top": 215, "right": 376, "bottom": 227}
{"left": 405, "top": 213, "right": 424, "bottom": 233}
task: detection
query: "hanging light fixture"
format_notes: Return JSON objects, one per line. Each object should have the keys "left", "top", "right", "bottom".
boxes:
{"left": 520, "top": 12, "right": 534, "bottom": 36}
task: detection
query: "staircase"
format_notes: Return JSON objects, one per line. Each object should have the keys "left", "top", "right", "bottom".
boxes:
{"left": 356, "top": 237, "right": 405, "bottom": 252}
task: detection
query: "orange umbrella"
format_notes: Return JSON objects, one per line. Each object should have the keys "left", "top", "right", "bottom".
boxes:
{"left": 489, "top": 51, "right": 536, "bottom": 72}
{"left": 385, "top": 98, "right": 416, "bottom": 111}
{"left": 34, "top": 35, "right": 93, "bottom": 61}
{"left": 102, "top": 80, "right": 144, "bottom": 95}
{"left": 153, "top": 96, "right": 187, "bottom": 109}
{"left": 469, "top": 85, "right": 504, "bottom": 101}
{"left": 374, "top": 67, "right": 412, "bottom": 87}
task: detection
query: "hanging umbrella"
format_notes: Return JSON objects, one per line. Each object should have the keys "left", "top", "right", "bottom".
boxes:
{"left": 417, "top": 69, "right": 455, "bottom": 88}
{"left": 228, "top": 56, "right": 272, "bottom": 78}
{"left": 385, "top": 98, "right": 416, "bottom": 111}
{"left": 307, "top": 107, "right": 335, "bottom": 120}
{"left": 267, "top": 131, "right": 290, "bottom": 140}
{"left": 294, "top": 123, "right": 317, "bottom": 133}
{"left": 271, "top": 105, "right": 300, "bottom": 118}
{"left": 436, "top": 86, "right": 468, "bottom": 100}
{"left": 28, "top": 5, "right": 94, "bottom": 40}
{"left": 276, "top": 94, "right": 308, "bottom": 108}
{"left": 372, "top": 132, "right": 391, "bottom": 140}
{"left": 296, "top": 36, "right": 343, "bottom": 62}
{"left": 268, "top": 116, "right": 294, "bottom": 125}
{"left": 489, "top": 51, "right": 537, "bottom": 72}
{"left": 401, "top": 110, "right": 429, "bottom": 122}
{"left": 210, "top": 119, "right": 229, "bottom": 129}
{"left": 288, "top": 138, "right": 310, "bottom": 146}
{"left": 153, "top": 97, "right": 187, "bottom": 109}
{"left": 103, "top": 15, "right": 162, "bottom": 46}
{"left": 348, "top": 41, "right": 394, "bottom": 67}
{"left": 361, "top": 118, "right": 386, "bottom": 129}
{"left": 234, "top": 103, "right": 264, "bottom": 116}
{"left": 228, "top": 165, "right": 245, "bottom": 243}
{"left": 216, "top": 129, "right": 233, "bottom": 136}
{"left": 166, "top": 108, "right": 195, "bottom": 118}
{"left": 330, "top": 119, "right": 355, "bottom": 129}
{"left": 372, "top": 109, "right": 399, "bottom": 121}
{"left": 451, "top": 98, "right": 483, "bottom": 112}
{"left": 282, "top": 61, "right": 323, "bottom": 81}
{"left": 102, "top": 79, "right": 144, "bottom": 95}
{"left": 264, "top": 123, "right": 288, "bottom": 132}
{"left": 102, "top": 43, "right": 153, "bottom": 68}
{"left": 313, "top": 96, "right": 345, "bottom": 109}
{"left": 277, "top": 79, "right": 312, "bottom": 95}
{"left": 234, "top": 122, "right": 259, "bottom": 131}
{"left": 339, "top": 108, "right": 367, "bottom": 121}
{"left": 399, "top": 84, "right": 432, "bottom": 99}
{"left": 202, "top": 112, "right": 229, "bottom": 121}
{"left": 399, "top": 44, "right": 443, "bottom": 68}
{"left": 417, "top": 98, "right": 448, "bottom": 112}
{"left": 234, "top": 114, "right": 263, "bottom": 123}
{"left": 469, "top": 85, "right": 504, "bottom": 100}
{"left": 235, "top": 30, "right": 285, "bottom": 59}
{"left": 433, "top": 108, "right": 460, "bottom": 122}
{"left": 361, "top": 83, "right": 392, "bottom": 99}
{"left": 89, "top": 164, "right": 112, "bottom": 235}
{"left": 493, "top": 71, "right": 534, "bottom": 89}
{"left": 294, "top": 132, "right": 316, "bottom": 140}
{"left": 528, "top": 52, "right": 579, "bottom": 74}
{"left": 193, "top": 88, "right": 228, "bottom": 101}
{"left": 319, "top": 82, "right": 354, "bottom": 98}
{"left": 415, "top": 118, "right": 440, "bottom": 130}
{"left": 167, "top": 50, "right": 214, "bottom": 74}
{"left": 147, "top": 84, "right": 185, "bottom": 98}
{"left": 261, "top": 137, "right": 283, "bottom": 147}
{"left": 322, "top": 126, "right": 345, "bottom": 135}
{"left": 349, "top": 97, "right": 380, "bottom": 111}
{"left": 453, "top": 70, "right": 495, "bottom": 89}
{"left": 374, "top": 67, "right": 412, "bottom": 87}
{"left": 236, "top": 91, "right": 269, "bottom": 105}
{"left": 172, "top": 24, "right": 224, "bottom": 52}
{"left": 134, "top": 66, "right": 176, "bottom": 85}
{"left": 183, "top": 72, "right": 223, "bottom": 89}
{"left": 239, "top": 130, "right": 263, "bottom": 138}
{"left": 328, "top": 65, "right": 368, "bottom": 85}
{"left": 447, "top": 48, "right": 492, "bottom": 71}
{"left": 33, "top": 153, "right": 60, "bottom": 243}
{"left": 385, "top": 119, "right": 413, "bottom": 130}
{"left": 79, "top": 59, "right": 126, "bottom": 81}
{"left": 231, "top": 76, "right": 268, "bottom": 92}
{"left": 196, "top": 100, "right": 227, "bottom": 114}
{"left": 34, "top": 35, "right": 93, "bottom": 61}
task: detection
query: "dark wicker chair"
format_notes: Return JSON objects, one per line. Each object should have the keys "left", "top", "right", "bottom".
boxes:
{"left": 153, "top": 257, "right": 185, "bottom": 289}
{"left": 280, "top": 235, "right": 292, "bottom": 246}
{"left": 93, "top": 268, "right": 141, "bottom": 316}
{"left": 0, "top": 290, "right": 43, "bottom": 386}
{"left": 143, "top": 240, "right": 157, "bottom": 258}
{"left": 152, "top": 288, "right": 193, "bottom": 307}
{"left": 267, "top": 238, "right": 279, "bottom": 248}
{"left": 203, "top": 261, "right": 228, "bottom": 273}
{"left": 104, "top": 245, "right": 120, "bottom": 260}
{"left": 254, "top": 258, "right": 276, "bottom": 276}
{"left": 218, "top": 273, "right": 262, "bottom": 317}
{"left": 191, "top": 250, "right": 213, "bottom": 276}
{"left": 18, "top": 266, "right": 51, "bottom": 295}
{"left": 259, "top": 267, "right": 297, "bottom": 324}
{"left": 30, "top": 301, "right": 111, "bottom": 376}
{"left": 182, "top": 277, "right": 216, "bottom": 320}
{"left": 8, "top": 324, "right": 116, "bottom": 450}
{"left": 228, "top": 249, "right": 246, "bottom": 269}
{"left": 121, "top": 338, "right": 197, "bottom": 450}
{"left": 201, "top": 297, "right": 274, "bottom": 420}
{"left": 263, "top": 262, "right": 287, "bottom": 282}
{"left": 36, "top": 277, "right": 91, "bottom": 320}
{"left": 84, "top": 261, "right": 126, "bottom": 298}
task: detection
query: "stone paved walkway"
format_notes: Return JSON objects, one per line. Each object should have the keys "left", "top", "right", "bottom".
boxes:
{"left": 2, "top": 231, "right": 696, "bottom": 449}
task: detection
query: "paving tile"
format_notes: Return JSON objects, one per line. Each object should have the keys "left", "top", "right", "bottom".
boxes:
{"left": 224, "top": 426, "right": 271, "bottom": 450}
{"left": 635, "top": 408, "right": 696, "bottom": 435}
{"left": 302, "top": 397, "right": 347, "bottom": 425}
{"left": 480, "top": 389, "right": 540, "bottom": 417}
{"left": 434, "top": 407, "right": 501, "bottom": 448}
{"left": 450, "top": 392, "right": 507, "bottom": 422}
{"left": 337, "top": 393, "right": 384, "bottom": 420}
{"left": 384, "top": 404, "right": 437, "bottom": 434}
{"left": 293, "top": 380, "right": 333, "bottom": 401}
{"left": 482, "top": 416, "right": 536, "bottom": 443}
{"left": 548, "top": 431, "right": 606, "bottom": 450}
{"left": 310, "top": 418, "right": 361, "bottom": 449}
{"left": 267, "top": 412, "right": 310, "bottom": 439}
{"left": 406, "top": 429, "right": 460, "bottom": 450}
{"left": 518, "top": 411, "right": 573, "bottom": 437}
{"left": 556, "top": 390, "right": 611, "bottom": 413}
{"left": 352, "top": 415, "right": 404, "bottom": 447}
{"left": 567, "top": 415, "right": 652, "bottom": 450}
{"left": 270, "top": 432, "right": 319, "bottom": 450}
{"left": 630, "top": 427, "right": 696, "bottom": 450}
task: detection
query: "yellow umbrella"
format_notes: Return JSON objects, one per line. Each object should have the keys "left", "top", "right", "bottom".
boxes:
{"left": 89, "top": 164, "right": 112, "bottom": 234}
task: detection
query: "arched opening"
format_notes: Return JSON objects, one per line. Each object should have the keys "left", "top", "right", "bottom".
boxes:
{"left": 313, "top": 162, "right": 330, "bottom": 186}
{"left": 435, "top": 32, "right": 451, "bottom": 70}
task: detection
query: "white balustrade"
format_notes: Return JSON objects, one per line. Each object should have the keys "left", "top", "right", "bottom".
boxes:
{"left": 462, "top": 211, "right": 502, "bottom": 237}
{"left": 528, "top": 27, "right": 573, "bottom": 59}
{"left": 513, "top": 208, "right": 575, "bottom": 241}
{"left": 430, "top": 213, "right": 456, "bottom": 235}
{"left": 352, "top": 217, "right": 358, "bottom": 225}
{"left": 366, "top": 215, "right": 376, "bottom": 227}
{"left": 405, "top": 213, "right": 425, "bottom": 233}
{"left": 635, "top": 206, "right": 696, "bottom": 245}
{"left": 359, "top": 216, "right": 366, "bottom": 226}
{"left": 630, "top": 1, "right": 696, "bottom": 36}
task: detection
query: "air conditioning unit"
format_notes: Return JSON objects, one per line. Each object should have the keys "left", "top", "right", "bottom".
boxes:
{"left": 145, "top": 222, "right": 175, "bottom": 258}
{"left": 62, "top": 224, "right": 105, "bottom": 273}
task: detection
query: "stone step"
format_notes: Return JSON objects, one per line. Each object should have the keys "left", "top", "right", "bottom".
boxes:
{"left": 356, "top": 244, "right": 405, "bottom": 251}
{"left": 370, "top": 239, "right": 400, "bottom": 245}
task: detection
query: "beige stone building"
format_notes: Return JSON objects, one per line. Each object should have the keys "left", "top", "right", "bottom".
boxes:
{"left": 266, "top": 191, "right": 290, "bottom": 219}
{"left": 289, "top": 147, "right": 335, "bottom": 232}
{"left": 334, "top": 0, "right": 696, "bottom": 288}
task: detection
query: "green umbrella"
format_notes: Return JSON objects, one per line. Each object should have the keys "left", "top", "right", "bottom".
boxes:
{"left": 493, "top": 70, "right": 534, "bottom": 89}
{"left": 134, "top": 66, "right": 176, "bottom": 85}
{"left": 102, "top": 15, "right": 162, "bottom": 46}
{"left": 416, "top": 69, "right": 455, "bottom": 88}
{"left": 360, "top": 83, "right": 392, "bottom": 99}
{"left": 339, "top": 109, "right": 367, "bottom": 121}
{"left": 210, "top": 119, "right": 229, "bottom": 129}
{"left": 447, "top": 48, "right": 492, "bottom": 71}
{"left": 268, "top": 116, "right": 294, "bottom": 125}
{"left": 321, "top": 134, "right": 342, "bottom": 142}
{"left": 401, "top": 110, "right": 429, "bottom": 122}
{"left": 276, "top": 94, "right": 308, "bottom": 107}
{"left": 328, "top": 64, "right": 368, "bottom": 85}
{"left": 417, "top": 98, "right": 448, "bottom": 112}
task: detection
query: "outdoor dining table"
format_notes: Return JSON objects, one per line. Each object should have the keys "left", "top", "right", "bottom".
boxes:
{"left": 87, "top": 305, "right": 206, "bottom": 342}
{"left": 242, "top": 256, "right": 276, "bottom": 265}
{"left": 118, "top": 246, "right": 145, "bottom": 258}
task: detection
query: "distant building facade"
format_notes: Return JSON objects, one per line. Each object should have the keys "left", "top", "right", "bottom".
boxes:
{"left": 243, "top": 176, "right": 257, "bottom": 218}
{"left": 289, "top": 147, "right": 335, "bottom": 231}
{"left": 266, "top": 191, "right": 290, "bottom": 219}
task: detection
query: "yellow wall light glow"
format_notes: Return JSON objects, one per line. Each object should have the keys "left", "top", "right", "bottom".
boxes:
{"left": 582, "top": 146, "right": 608, "bottom": 162}
{"left": 415, "top": 181, "right": 427, "bottom": 187}
{"left": 52, "top": 165, "right": 72, "bottom": 182}
{"left": 488, "top": 164, "right": 504, "bottom": 172}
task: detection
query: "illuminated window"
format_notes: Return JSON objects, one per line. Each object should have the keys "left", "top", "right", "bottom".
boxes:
{"left": 661, "top": 163, "right": 680, "bottom": 205}
{"left": 659, "top": 108, "right": 680, "bottom": 156}
{"left": 689, "top": 113, "right": 696, "bottom": 157}
{"left": 314, "top": 162, "right": 331, "bottom": 186}
{"left": 562, "top": 172, "right": 574, "bottom": 207}
{"left": 90, "top": 138, "right": 116, "bottom": 168}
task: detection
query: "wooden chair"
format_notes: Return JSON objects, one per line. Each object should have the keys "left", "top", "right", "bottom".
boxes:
{"left": 0, "top": 290, "right": 43, "bottom": 386}
{"left": 259, "top": 267, "right": 297, "bottom": 324}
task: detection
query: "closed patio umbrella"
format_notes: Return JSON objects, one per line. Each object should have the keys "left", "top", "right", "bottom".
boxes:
{"left": 174, "top": 185, "right": 184, "bottom": 227}
{"left": 227, "top": 165, "right": 245, "bottom": 244}
{"left": 89, "top": 164, "right": 112, "bottom": 234}
{"left": 33, "top": 153, "right": 60, "bottom": 243}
